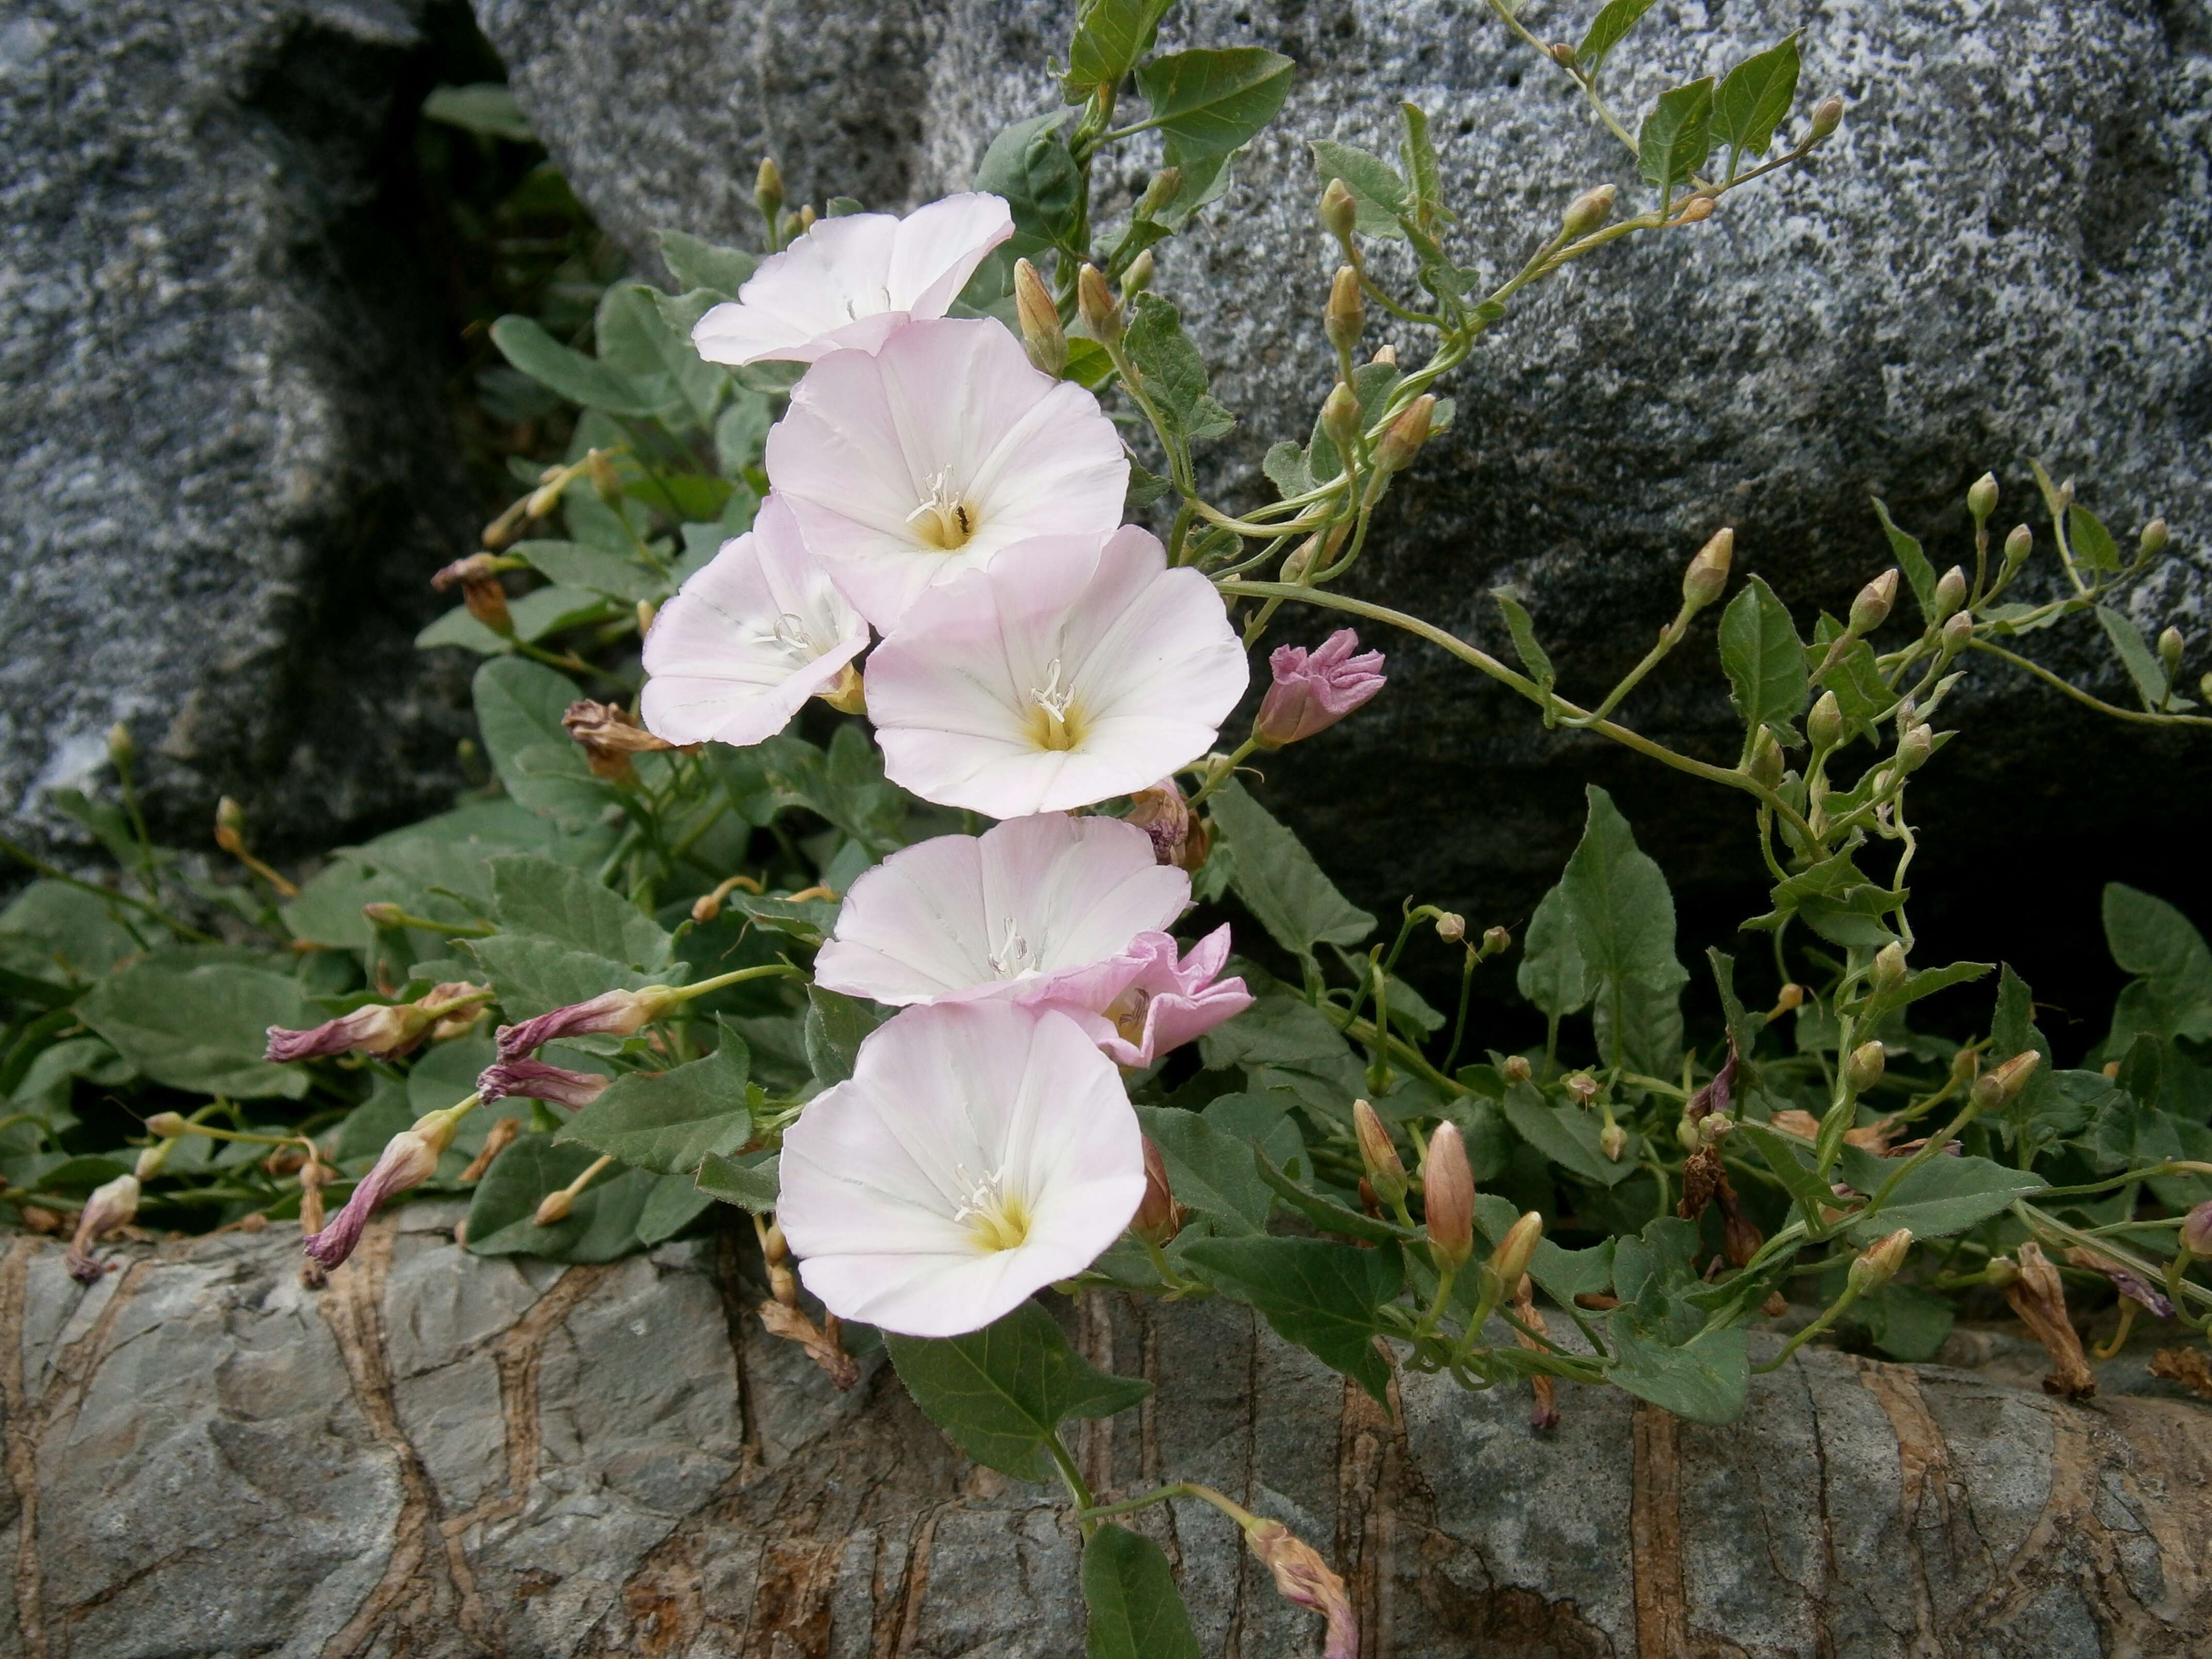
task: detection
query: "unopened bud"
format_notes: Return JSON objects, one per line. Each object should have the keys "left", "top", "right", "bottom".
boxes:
{"left": 585, "top": 448, "right": 622, "bottom": 506}
{"left": 1435, "top": 912, "right": 1465, "bottom": 942}
{"left": 1481, "top": 924, "right": 1511, "bottom": 958}
{"left": 1353, "top": 1099, "right": 1408, "bottom": 1208}
{"left": 1682, "top": 527, "right": 1733, "bottom": 609}
{"left": 1809, "top": 94, "right": 1844, "bottom": 140}
{"left": 1564, "top": 1071, "right": 1598, "bottom": 1105}
{"left": 1984, "top": 1254, "right": 2020, "bottom": 1290}
{"left": 1119, "top": 248, "right": 1154, "bottom": 298}
{"left": 1319, "top": 381, "right": 1360, "bottom": 456}
{"left": 1325, "top": 265, "right": 1365, "bottom": 355}
{"left": 2202, "top": 671, "right": 2212, "bottom": 701}
{"left": 1077, "top": 264, "right": 1119, "bottom": 345}
{"left": 1971, "top": 1049, "right": 2041, "bottom": 1111}
{"left": 1894, "top": 723, "right": 1935, "bottom": 775}
{"left": 1848, "top": 1228, "right": 1912, "bottom": 1294}
{"left": 1677, "top": 1114, "right": 1704, "bottom": 1154}
{"left": 1422, "top": 1122, "right": 1474, "bottom": 1271}
{"left": 362, "top": 901, "right": 407, "bottom": 930}
{"left": 1847, "top": 1039, "right": 1886, "bottom": 1094}
{"left": 213, "top": 796, "right": 247, "bottom": 855}
{"left": 106, "top": 721, "right": 135, "bottom": 769}
{"left": 1673, "top": 194, "right": 1716, "bottom": 225}
{"left": 1748, "top": 725, "right": 1785, "bottom": 790}
{"left": 755, "top": 157, "right": 785, "bottom": 225}
{"left": 1871, "top": 941, "right": 1907, "bottom": 994}
{"left": 1931, "top": 566, "right": 1967, "bottom": 624}
{"left": 2055, "top": 476, "right": 2076, "bottom": 513}
{"left": 1951, "top": 1046, "right": 1981, "bottom": 1085}
{"left": 1599, "top": 1122, "right": 1628, "bottom": 1162}
{"left": 1136, "top": 167, "right": 1183, "bottom": 220}
{"left": 1850, "top": 569, "right": 1899, "bottom": 633}
{"left": 1012, "top": 258, "right": 1067, "bottom": 377}
{"left": 533, "top": 1188, "right": 575, "bottom": 1227}
{"left": 144, "top": 1111, "right": 189, "bottom": 1138}
{"left": 1939, "top": 611, "right": 1973, "bottom": 654}
{"left": 2158, "top": 626, "right": 2184, "bottom": 684}
{"left": 1549, "top": 41, "right": 1577, "bottom": 68}
{"left": 2181, "top": 1198, "right": 2212, "bottom": 1258}
{"left": 1773, "top": 982, "right": 1806, "bottom": 1015}
{"left": 1807, "top": 689, "right": 1843, "bottom": 750}
{"left": 1501, "top": 1054, "right": 1533, "bottom": 1086}
{"left": 1700, "top": 1111, "right": 1734, "bottom": 1145}
{"left": 2140, "top": 518, "right": 2170, "bottom": 558}
{"left": 1561, "top": 182, "right": 1615, "bottom": 239}
{"left": 2004, "top": 523, "right": 2032, "bottom": 567}
{"left": 1370, "top": 344, "right": 1397, "bottom": 366}
{"left": 1489, "top": 1210, "right": 1544, "bottom": 1291}
{"left": 1319, "top": 178, "right": 1358, "bottom": 242}
{"left": 1369, "top": 395, "right": 1436, "bottom": 479}
{"left": 1966, "top": 473, "right": 1998, "bottom": 521}
{"left": 1133, "top": 1136, "right": 1185, "bottom": 1246}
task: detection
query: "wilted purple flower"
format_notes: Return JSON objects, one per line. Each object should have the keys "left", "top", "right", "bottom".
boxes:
{"left": 496, "top": 988, "right": 671, "bottom": 1059}
{"left": 266, "top": 983, "right": 492, "bottom": 1063}
{"left": 64, "top": 1174, "right": 141, "bottom": 1284}
{"left": 477, "top": 1056, "right": 610, "bottom": 1112}
{"left": 304, "top": 1104, "right": 469, "bottom": 1272}
{"left": 1074, "top": 925, "right": 1253, "bottom": 1069}
{"left": 1244, "top": 1518, "right": 1358, "bottom": 1659}
{"left": 2182, "top": 1198, "right": 2212, "bottom": 1259}
{"left": 2067, "top": 1247, "right": 2177, "bottom": 1318}
{"left": 1253, "top": 629, "right": 1386, "bottom": 749}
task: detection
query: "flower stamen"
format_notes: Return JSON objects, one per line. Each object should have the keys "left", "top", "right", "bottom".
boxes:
{"left": 1028, "top": 657, "right": 1082, "bottom": 752}
{"left": 951, "top": 1162, "right": 1032, "bottom": 1252}
{"left": 986, "top": 918, "right": 1036, "bottom": 980}
{"left": 906, "top": 467, "right": 977, "bottom": 550}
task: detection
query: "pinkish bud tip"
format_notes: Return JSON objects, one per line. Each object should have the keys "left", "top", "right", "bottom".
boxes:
{"left": 303, "top": 1124, "right": 449, "bottom": 1271}
{"left": 1253, "top": 629, "right": 1386, "bottom": 749}
{"left": 476, "top": 1056, "right": 610, "bottom": 1112}
{"left": 265, "top": 1001, "right": 431, "bottom": 1063}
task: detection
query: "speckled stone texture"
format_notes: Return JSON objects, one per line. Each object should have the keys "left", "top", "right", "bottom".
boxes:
{"left": 5, "top": 1212, "right": 2208, "bottom": 1656}
{"left": 0, "top": 0, "right": 473, "bottom": 861}
{"left": 474, "top": 0, "right": 2212, "bottom": 918}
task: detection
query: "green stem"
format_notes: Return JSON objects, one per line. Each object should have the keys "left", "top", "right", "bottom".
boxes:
{"left": 0, "top": 835, "right": 215, "bottom": 941}
{"left": 1968, "top": 639, "right": 2212, "bottom": 728}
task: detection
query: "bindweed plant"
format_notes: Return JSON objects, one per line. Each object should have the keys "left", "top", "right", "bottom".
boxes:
{"left": 9, "top": 1, "right": 2212, "bottom": 1648}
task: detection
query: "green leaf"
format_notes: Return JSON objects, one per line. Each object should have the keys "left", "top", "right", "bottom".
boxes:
{"left": 1471, "top": 1194, "right": 1616, "bottom": 1302}
{"left": 559, "top": 1040, "right": 752, "bottom": 1175}
{"left": 1397, "top": 102, "right": 1446, "bottom": 232}
{"left": 464, "top": 1132, "right": 658, "bottom": 1261}
{"left": 1579, "top": 0, "right": 1658, "bottom": 74}
{"left": 1179, "top": 1235, "right": 1402, "bottom": 1402}
{"left": 1718, "top": 575, "right": 1808, "bottom": 745}
{"left": 463, "top": 934, "right": 662, "bottom": 1024}
{"left": 805, "top": 985, "right": 886, "bottom": 1085}
{"left": 1133, "top": 48, "right": 1294, "bottom": 161}
{"left": 1845, "top": 1154, "right": 2046, "bottom": 1243}
{"left": 77, "top": 953, "right": 311, "bottom": 1099}
{"left": 1308, "top": 139, "right": 1409, "bottom": 239}
{"left": 637, "top": 1172, "right": 715, "bottom": 1245}
{"left": 0, "top": 882, "right": 141, "bottom": 983}
{"left": 1869, "top": 498, "right": 1940, "bottom": 623}
{"left": 2069, "top": 503, "right": 2122, "bottom": 574}
{"left": 490, "top": 854, "right": 672, "bottom": 970}
{"left": 1065, "top": 0, "right": 1174, "bottom": 96}
{"left": 1207, "top": 780, "right": 1375, "bottom": 959}
{"left": 2101, "top": 884, "right": 2212, "bottom": 1049}
{"left": 472, "top": 657, "right": 607, "bottom": 827}
{"left": 1263, "top": 440, "right": 1313, "bottom": 501}
{"left": 655, "top": 228, "right": 757, "bottom": 296}
{"left": 1122, "top": 294, "right": 1235, "bottom": 442}
{"left": 1516, "top": 884, "right": 1592, "bottom": 1019}
{"left": 1490, "top": 589, "right": 1557, "bottom": 695}
{"left": 490, "top": 315, "right": 661, "bottom": 416}
{"left": 975, "top": 112, "right": 1080, "bottom": 257}
{"left": 1734, "top": 1119, "right": 1837, "bottom": 1221}
{"left": 1135, "top": 1106, "right": 1271, "bottom": 1233}
{"left": 2095, "top": 605, "right": 2170, "bottom": 711}
{"left": 1083, "top": 1524, "right": 1201, "bottom": 1659}
{"left": 1559, "top": 787, "right": 1689, "bottom": 1074}
{"left": 1606, "top": 1316, "right": 1748, "bottom": 1423}
{"left": 1845, "top": 1282, "right": 1954, "bottom": 1364}
{"left": 511, "top": 539, "right": 666, "bottom": 604}
{"left": 885, "top": 1300, "right": 1151, "bottom": 1483}
{"left": 597, "top": 284, "right": 726, "bottom": 429}
{"left": 1713, "top": 35, "right": 1800, "bottom": 162}
{"left": 697, "top": 1149, "right": 779, "bottom": 1212}
{"left": 1500, "top": 1082, "right": 1641, "bottom": 1187}
{"left": 1637, "top": 78, "right": 1715, "bottom": 194}
{"left": 1857, "top": 959, "right": 1994, "bottom": 1024}
{"left": 422, "top": 82, "right": 534, "bottom": 142}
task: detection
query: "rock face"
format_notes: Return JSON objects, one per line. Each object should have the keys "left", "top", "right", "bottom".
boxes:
{"left": 475, "top": 0, "right": 2212, "bottom": 934}
{"left": 6, "top": 1212, "right": 2209, "bottom": 1657}
{"left": 0, "top": 0, "right": 474, "bottom": 861}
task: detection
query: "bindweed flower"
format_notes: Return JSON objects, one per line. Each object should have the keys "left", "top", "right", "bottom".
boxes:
{"left": 1998, "top": 1240, "right": 2097, "bottom": 1400}
{"left": 638, "top": 496, "right": 871, "bottom": 746}
{"left": 765, "top": 317, "right": 1127, "bottom": 627}
{"left": 776, "top": 1001, "right": 1146, "bottom": 1337}
{"left": 1124, "top": 776, "right": 1207, "bottom": 872}
{"left": 866, "top": 526, "right": 1247, "bottom": 815}
{"left": 1076, "top": 925, "right": 1252, "bottom": 1068}
{"left": 2182, "top": 1198, "right": 2212, "bottom": 1258}
{"left": 1244, "top": 1519, "right": 1358, "bottom": 1659}
{"left": 497, "top": 987, "right": 677, "bottom": 1059}
{"left": 814, "top": 813, "right": 1190, "bottom": 1009}
{"left": 2065, "top": 1246, "right": 2176, "bottom": 1318}
{"left": 266, "top": 983, "right": 492, "bottom": 1064}
{"left": 563, "top": 700, "right": 678, "bottom": 779}
{"left": 65, "top": 1173, "right": 141, "bottom": 1284}
{"left": 1424, "top": 1123, "right": 1475, "bottom": 1271}
{"left": 691, "top": 192, "right": 1012, "bottom": 365}
{"left": 477, "top": 1056, "right": 610, "bottom": 1112}
{"left": 1253, "top": 629, "right": 1386, "bottom": 749}
{"left": 304, "top": 1100, "right": 473, "bottom": 1272}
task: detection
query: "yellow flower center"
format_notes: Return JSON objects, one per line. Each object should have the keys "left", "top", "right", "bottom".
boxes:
{"left": 907, "top": 467, "right": 976, "bottom": 550}
{"left": 1027, "top": 657, "right": 1085, "bottom": 752}
{"left": 952, "top": 1164, "right": 1032, "bottom": 1253}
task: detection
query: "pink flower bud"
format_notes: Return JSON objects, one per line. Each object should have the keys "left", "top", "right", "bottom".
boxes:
{"left": 64, "top": 1174, "right": 141, "bottom": 1284}
{"left": 495, "top": 988, "right": 671, "bottom": 1059}
{"left": 1253, "top": 629, "right": 1386, "bottom": 749}
{"left": 2182, "top": 1198, "right": 2212, "bottom": 1258}
{"left": 477, "top": 1056, "right": 610, "bottom": 1112}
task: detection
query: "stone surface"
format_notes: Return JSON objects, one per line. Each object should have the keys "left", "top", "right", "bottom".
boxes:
{"left": 5, "top": 1212, "right": 2209, "bottom": 1656}
{"left": 0, "top": 0, "right": 475, "bottom": 861}
{"left": 474, "top": 0, "right": 2212, "bottom": 931}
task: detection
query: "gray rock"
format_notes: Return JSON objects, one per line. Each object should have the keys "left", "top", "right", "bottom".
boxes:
{"left": 475, "top": 0, "right": 2212, "bottom": 928}
{"left": 6, "top": 1214, "right": 2208, "bottom": 1655}
{"left": 0, "top": 0, "right": 474, "bottom": 864}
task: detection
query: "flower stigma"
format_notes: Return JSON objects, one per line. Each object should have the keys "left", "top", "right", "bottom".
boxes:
{"left": 907, "top": 467, "right": 976, "bottom": 549}
{"left": 986, "top": 918, "right": 1037, "bottom": 980}
{"left": 1028, "top": 657, "right": 1083, "bottom": 751}
{"left": 951, "top": 1162, "right": 1032, "bottom": 1252}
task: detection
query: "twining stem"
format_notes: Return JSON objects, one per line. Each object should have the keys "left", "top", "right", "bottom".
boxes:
{"left": 1969, "top": 638, "right": 2212, "bottom": 728}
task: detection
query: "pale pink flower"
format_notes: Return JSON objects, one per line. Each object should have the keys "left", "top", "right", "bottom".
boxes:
{"left": 639, "top": 495, "right": 869, "bottom": 747}
{"left": 691, "top": 193, "right": 1013, "bottom": 366}
{"left": 865, "top": 525, "right": 1247, "bottom": 816}
{"left": 777, "top": 1001, "right": 1145, "bottom": 1337}
{"left": 764, "top": 318, "right": 1127, "bottom": 627}
{"left": 476, "top": 1056, "right": 610, "bottom": 1112}
{"left": 1254, "top": 628, "right": 1387, "bottom": 747}
{"left": 813, "top": 814, "right": 1189, "bottom": 1010}
{"left": 1072, "top": 925, "right": 1252, "bottom": 1068}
